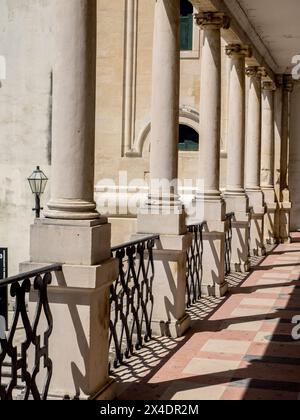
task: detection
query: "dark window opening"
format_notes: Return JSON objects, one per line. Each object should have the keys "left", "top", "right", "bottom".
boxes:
{"left": 178, "top": 124, "right": 199, "bottom": 152}
{"left": 180, "top": 0, "right": 193, "bottom": 51}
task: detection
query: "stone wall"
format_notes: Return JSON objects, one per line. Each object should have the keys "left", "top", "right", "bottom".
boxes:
{"left": 95, "top": 0, "right": 229, "bottom": 245}
{"left": 0, "top": 0, "right": 53, "bottom": 275}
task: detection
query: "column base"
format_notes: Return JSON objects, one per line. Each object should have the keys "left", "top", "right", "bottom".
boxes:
{"left": 137, "top": 210, "right": 186, "bottom": 235}
{"left": 246, "top": 189, "right": 266, "bottom": 257}
{"left": 262, "top": 188, "right": 279, "bottom": 245}
{"left": 196, "top": 195, "right": 226, "bottom": 227}
{"left": 45, "top": 199, "right": 101, "bottom": 221}
{"left": 201, "top": 281, "right": 228, "bottom": 298}
{"left": 231, "top": 261, "right": 251, "bottom": 273}
{"left": 152, "top": 313, "right": 191, "bottom": 338}
{"left": 202, "top": 230, "right": 227, "bottom": 297}
{"left": 132, "top": 233, "right": 192, "bottom": 339}
{"left": 224, "top": 193, "right": 250, "bottom": 273}
{"left": 20, "top": 257, "right": 118, "bottom": 401}
{"left": 279, "top": 201, "right": 292, "bottom": 244}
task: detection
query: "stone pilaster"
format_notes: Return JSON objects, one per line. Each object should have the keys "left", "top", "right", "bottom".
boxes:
{"left": 245, "top": 66, "right": 266, "bottom": 256}
{"left": 224, "top": 44, "right": 251, "bottom": 272}
{"left": 261, "top": 81, "right": 278, "bottom": 245}
{"left": 195, "top": 12, "right": 230, "bottom": 296}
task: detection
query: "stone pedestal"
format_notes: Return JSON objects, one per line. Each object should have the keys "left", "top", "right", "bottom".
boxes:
{"left": 247, "top": 190, "right": 266, "bottom": 256}
{"left": 137, "top": 211, "right": 186, "bottom": 236}
{"left": 224, "top": 194, "right": 250, "bottom": 272}
{"left": 148, "top": 234, "right": 192, "bottom": 337}
{"left": 21, "top": 257, "right": 118, "bottom": 400}
{"left": 201, "top": 228, "right": 228, "bottom": 297}
{"left": 262, "top": 188, "right": 278, "bottom": 245}
{"left": 279, "top": 189, "right": 292, "bottom": 243}
{"left": 199, "top": 199, "right": 228, "bottom": 297}
{"left": 30, "top": 218, "right": 111, "bottom": 265}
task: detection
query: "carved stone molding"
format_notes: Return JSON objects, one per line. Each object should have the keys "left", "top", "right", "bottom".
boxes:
{"left": 283, "top": 75, "right": 294, "bottom": 92}
{"left": 246, "top": 66, "right": 264, "bottom": 79}
{"left": 195, "top": 12, "right": 230, "bottom": 30}
{"left": 262, "top": 81, "right": 276, "bottom": 91}
{"left": 225, "top": 44, "right": 252, "bottom": 58}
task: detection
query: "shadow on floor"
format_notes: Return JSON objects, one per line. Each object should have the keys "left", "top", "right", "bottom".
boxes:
{"left": 113, "top": 244, "right": 300, "bottom": 401}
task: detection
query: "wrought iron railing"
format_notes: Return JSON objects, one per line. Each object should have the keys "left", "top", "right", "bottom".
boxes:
{"left": 109, "top": 235, "right": 159, "bottom": 370}
{"left": 225, "top": 213, "right": 234, "bottom": 276}
{"left": 0, "top": 248, "right": 8, "bottom": 331}
{"left": 186, "top": 223, "right": 206, "bottom": 307}
{"left": 0, "top": 264, "right": 62, "bottom": 400}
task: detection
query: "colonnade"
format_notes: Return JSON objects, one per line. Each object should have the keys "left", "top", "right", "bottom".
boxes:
{"left": 22, "top": 0, "right": 293, "bottom": 400}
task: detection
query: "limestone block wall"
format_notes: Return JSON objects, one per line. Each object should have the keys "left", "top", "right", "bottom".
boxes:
{"left": 95, "top": 0, "right": 229, "bottom": 245}
{"left": 0, "top": 0, "right": 53, "bottom": 275}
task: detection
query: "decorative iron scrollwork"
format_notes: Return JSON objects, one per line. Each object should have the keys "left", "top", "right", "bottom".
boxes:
{"left": 0, "top": 264, "right": 62, "bottom": 400}
{"left": 186, "top": 223, "right": 206, "bottom": 307}
{"left": 109, "top": 236, "right": 159, "bottom": 370}
{"left": 225, "top": 213, "right": 234, "bottom": 276}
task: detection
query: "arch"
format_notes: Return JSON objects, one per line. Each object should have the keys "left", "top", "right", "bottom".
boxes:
{"left": 128, "top": 106, "right": 199, "bottom": 157}
{"left": 179, "top": 124, "right": 199, "bottom": 151}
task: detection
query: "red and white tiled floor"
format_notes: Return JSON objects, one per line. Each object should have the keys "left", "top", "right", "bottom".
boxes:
{"left": 115, "top": 242, "right": 300, "bottom": 400}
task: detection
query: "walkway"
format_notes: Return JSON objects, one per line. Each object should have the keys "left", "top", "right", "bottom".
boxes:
{"left": 115, "top": 242, "right": 300, "bottom": 400}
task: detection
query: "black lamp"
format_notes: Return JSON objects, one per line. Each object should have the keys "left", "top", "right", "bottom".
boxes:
{"left": 27, "top": 166, "right": 48, "bottom": 218}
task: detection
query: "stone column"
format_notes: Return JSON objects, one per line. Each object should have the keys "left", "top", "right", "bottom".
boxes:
{"left": 245, "top": 66, "right": 266, "bottom": 256}
{"left": 137, "top": 0, "right": 191, "bottom": 338}
{"left": 21, "top": 0, "right": 118, "bottom": 400}
{"left": 224, "top": 44, "right": 251, "bottom": 272}
{"left": 137, "top": 0, "right": 185, "bottom": 235}
{"left": 195, "top": 12, "right": 230, "bottom": 297}
{"left": 279, "top": 75, "right": 294, "bottom": 242}
{"left": 261, "top": 81, "right": 278, "bottom": 244}
{"left": 273, "top": 76, "right": 283, "bottom": 241}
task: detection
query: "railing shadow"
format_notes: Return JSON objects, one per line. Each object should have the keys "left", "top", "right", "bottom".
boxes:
{"left": 115, "top": 243, "right": 300, "bottom": 400}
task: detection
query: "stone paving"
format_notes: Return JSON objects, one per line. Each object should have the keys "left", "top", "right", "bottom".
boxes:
{"left": 114, "top": 243, "right": 300, "bottom": 400}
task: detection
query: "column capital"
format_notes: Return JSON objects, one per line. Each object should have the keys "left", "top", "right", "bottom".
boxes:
{"left": 262, "top": 81, "right": 276, "bottom": 91}
{"left": 245, "top": 66, "right": 264, "bottom": 79}
{"left": 283, "top": 74, "right": 294, "bottom": 92}
{"left": 195, "top": 12, "right": 230, "bottom": 30}
{"left": 275, "top": 74, "right": 283, "bottom": 88}
{"left": 225, "top": 44, "right": 252, "bottom": 58}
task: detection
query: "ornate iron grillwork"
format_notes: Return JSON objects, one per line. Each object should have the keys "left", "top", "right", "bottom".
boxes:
{"left": 109, "top": 235, "right": 159, "bottom": 370}
{"left": 186, "top": 223, "right": 206, "bottom": 307}
{"left": 0, "top": 249, "right": 8, "bottom": 331}
{"left": 0, "top": 264, "right": 62, "bottom": 400}
{"left": 225, "top": 213, "right": 234, "bottom": 276}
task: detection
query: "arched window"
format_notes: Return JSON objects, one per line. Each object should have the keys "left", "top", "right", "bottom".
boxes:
{"left": 180, "top": 0, "right": 193, "bottom": 51}
{"left": 179, "top": 124, "right": 199, "bottom": 151}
